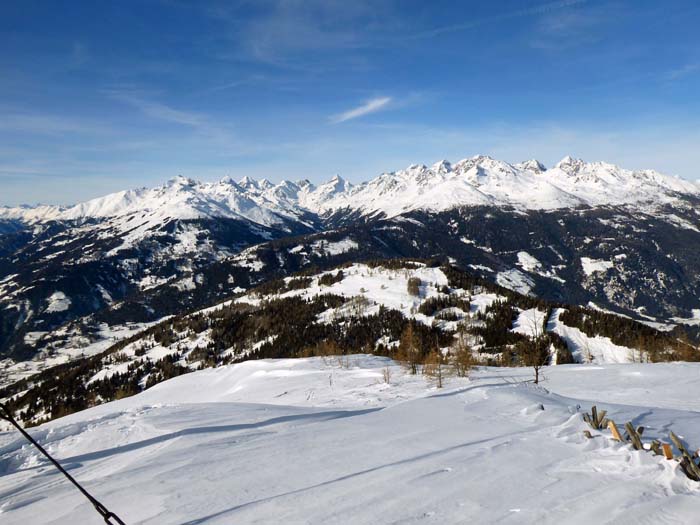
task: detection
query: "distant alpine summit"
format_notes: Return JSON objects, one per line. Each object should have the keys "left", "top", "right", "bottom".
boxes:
{"left": 2, "top": 156, "right": 698, "bottom": 230}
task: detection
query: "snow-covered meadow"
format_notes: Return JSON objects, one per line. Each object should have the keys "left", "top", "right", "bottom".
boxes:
{"left": 1, "top": 356, "right": 699, "bottom": 524}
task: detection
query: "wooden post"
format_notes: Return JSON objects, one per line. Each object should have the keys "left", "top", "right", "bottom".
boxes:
{"left": 597, "top": 410, "right": 607, "bottom": 428}
{"left": 661, "top": 443, "right": 674, "bottom": 460}
{"left": 679, "top": 457, "right": 700, "bottom": 481}
{"left": 669, "top": 432, "right": 700, "bottom": 480}
{"left": 585, "top": 406, "right": 608, "bottom": 429}
{"left": 608, "top": 420, "right": 623, "bottom": 441}
{"left": 625, "top": 422, "right": 643, "bottom": 450}
{"left": 650, "top": 440, "right": 661, "bottom": 455}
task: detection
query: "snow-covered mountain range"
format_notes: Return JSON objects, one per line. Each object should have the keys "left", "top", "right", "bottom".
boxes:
{"left": 2, "top": 156, "right": 698, "bottom": 228}
{"left": 1, "top": 154, "right": 699, "bottom": 382}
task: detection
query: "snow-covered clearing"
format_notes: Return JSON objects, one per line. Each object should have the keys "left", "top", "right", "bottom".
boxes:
{"left": 510, "top": 307, "right": 639, "bottom": 364}
{"left": 231, "top": 247, "right": 265, "bottom": 272}
{"left": 547, "top": 308, "right": 637, "bottom": 364}
{"left": 580, "top": 257, "right": 614, "bottom": 276}
{"left": 44, "top": 291, "right": 71, "bottom": 313}
{"left": 516, "top": 251, "right": 566, "bottom": 283}
{"left": 516, "top": 251, "right": 541, "bottom": 272}
{"left": 237, "top": 263, "right": 493, "bottom": 328}
{"left": 311, "top": 237, "right": 359, "bottom": 256}
{"left": 495, "top": 268, "right": 534, "bottom": 295}
{"left": 2, "top": 356, "right": 699, "bottom": 524}
{"left": 512, "top": 308, "right": 548, "bottom": 337}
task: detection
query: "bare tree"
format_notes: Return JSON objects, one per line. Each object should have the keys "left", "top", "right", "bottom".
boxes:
{"left": 451, "top": 330, "right": 475, "bottom": 378}
{"left": 398, "top": 322, "right": 422, "bottom": 374}
{"left": 516, "top": 336, "right": 550, "bottom": 385}
{"left": 582, "top": 339, "right": 593, "bottom": 364}
{"left": 515, "top": 310, "right": 552, "bottom": 384}
{"left": 423, "top": 349, "right": 446, "bottom": 388}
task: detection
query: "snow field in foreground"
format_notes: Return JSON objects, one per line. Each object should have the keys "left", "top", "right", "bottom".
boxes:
{"left": 1, "top": 357, "right": 699, "bottom": 524}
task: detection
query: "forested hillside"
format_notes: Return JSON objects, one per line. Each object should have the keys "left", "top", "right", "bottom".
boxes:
{"left": 2, "top": 260, "right": 694, "bottom": 427}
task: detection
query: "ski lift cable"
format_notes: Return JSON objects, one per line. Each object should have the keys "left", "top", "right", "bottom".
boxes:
{"left": 0, "top": 402, "right": 126, "bottom": 524}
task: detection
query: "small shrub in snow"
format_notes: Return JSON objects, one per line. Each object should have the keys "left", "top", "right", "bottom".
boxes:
{"left": 382, "top": 366, "right": 392, "bottom": 384}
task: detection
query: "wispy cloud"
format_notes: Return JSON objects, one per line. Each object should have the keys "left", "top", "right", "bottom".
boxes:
{"left": 666, "top": 63, "right": 700, "bottom": 81}
{"left": 107, "top": 90, "right": 206, "bottom": 127}
{"left": 331, "top": 97, "right": 392, "bottom": 123}
{"left": 530, "top": 6, "right": 603, "bottom": 50}
{"left": 195, "top": 75, "right": 266, "bottom": 96}
{"left": 412, "top": 0, "right": 588, "bottom": 39}
{"left": 0, "top": 112, "right": 108, "bottom": 135}
{"left": 206, "top": 1, "right": 399, "bottom": 72}
{"left": 102, "top": 89, "right": 275, "bottom": 157}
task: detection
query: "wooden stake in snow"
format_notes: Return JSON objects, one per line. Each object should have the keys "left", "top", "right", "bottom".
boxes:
{"left": 624, "top": 422, "right": 644, "bottom": 451}
{"left": 583, "top": 405, "right": 608, "bottom": 430}
{"left": 587, "top": 405, "right": 700, "bottom": 483}
{"left": 607, "top": 420, "right": 623, "bottom": 441}
{"left": 661, "top": 443, "right": 674, "bottom": 460}
{"left": 669, "top": 432, "right": 700, "bottom": 481}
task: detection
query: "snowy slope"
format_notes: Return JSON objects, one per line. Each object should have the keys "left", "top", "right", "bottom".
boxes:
{"left": 513, "top": 307, "right": 644, "bottom": 364}
{"left": 547, "top": 308, "right": 639, "bottom": 364}
{"left": 2, "top": 156, "right": 698, "bottom": 227}
{"left": 1, "top": 357, "right": 699, "bottom": 524}
{"left": 236, "top": 263, "right": 472, "bottom": 327}
{"left": 54, "top": 263, "right": 500, "bottom": 392}
{"left": 0, "top": 176, "right": 312, "bottom": 232}
{"left": 316, "top": 155, "right": 699, "bottom": 217}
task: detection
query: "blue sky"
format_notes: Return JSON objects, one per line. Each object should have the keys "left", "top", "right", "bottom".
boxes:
{"left": 2, "top": 0, "right": 700, "bottom": 205}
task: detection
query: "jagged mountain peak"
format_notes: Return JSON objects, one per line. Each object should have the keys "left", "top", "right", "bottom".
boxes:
{"left": 164, "top": 175, "right": 197, "bottom": 189}
{"left": 516, "top": 159, "right": 547, "bottom": 173}
{"left": 2, "top": 155, "right": 698, "bottom": 229}
{"left": 452, "top": 155, "right": 507, "bottom": 174}
{"left": 554, "top": 155, "right": 586, "bottom": 174}
{"left": 317, "top": 174, "right": 352, "bottom": 194}
{"left": 238, "top": 175, "right": 256, "bottom": 188}
{"left": 259, "top": 178, "right": 274, "bottom": 190}
{"left": 431, "top": 160, "right": 452, "bottom": 173}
